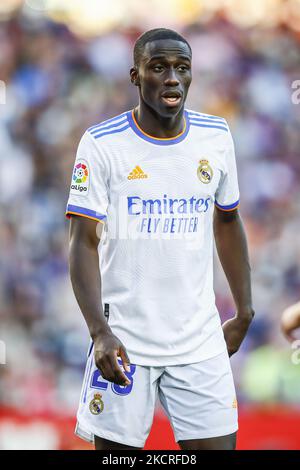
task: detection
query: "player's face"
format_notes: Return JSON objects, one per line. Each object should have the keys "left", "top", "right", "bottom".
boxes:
{"left": 133, "top": 39, "right": 192, "bottom": 117}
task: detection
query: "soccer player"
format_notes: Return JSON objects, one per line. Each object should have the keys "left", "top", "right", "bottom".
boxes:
{"left": 66, "top": 28, "right": 254, "bottom": 450}
{"left": 281, "top": 302, "right": 300, "bottom": 341}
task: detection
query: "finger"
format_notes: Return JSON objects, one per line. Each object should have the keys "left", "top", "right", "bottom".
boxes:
{"left": 95, "top": 354, "right": 116, "bottom": 382}
{"left": 96, "top": 352, "right": 130, "bottom": 385}
{"left": 108, "top": 352, "right": 131, "bottom": 385}
{"left": 118, "top": 346, "right": 131, "bottom": 373}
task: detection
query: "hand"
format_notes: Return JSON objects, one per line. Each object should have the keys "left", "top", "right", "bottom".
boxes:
{"left": 281, "top": 302, "right": 300, "bottom": 342}
{"left": 222, "top": 311, "right": 254, "bottom": 357}
{"left": 93, "top": 332, "right": 131, "bottom": 386}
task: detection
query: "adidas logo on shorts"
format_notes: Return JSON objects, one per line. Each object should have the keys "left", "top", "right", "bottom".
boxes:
{"left": 128, "top": 165, "right": 148, "bottom": 180}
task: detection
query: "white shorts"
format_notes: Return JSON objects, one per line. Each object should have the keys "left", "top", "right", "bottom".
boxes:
{"left": 75, "top": 345, "right": 238, "bottom": 448}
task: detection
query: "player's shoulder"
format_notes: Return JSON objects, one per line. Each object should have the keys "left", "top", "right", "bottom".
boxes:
{"left": 85, "top": 110, "right": 130, "bottom": 141}
{"left": 186, "top": 109, "right": 229, "bottom": 133}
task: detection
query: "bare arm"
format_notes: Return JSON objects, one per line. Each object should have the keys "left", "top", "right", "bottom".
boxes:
{"left": 69, "top": 216, "right": 130, "bottom": 385}
{"left": 213, "top": 207, "right": 254, "bottom": 356}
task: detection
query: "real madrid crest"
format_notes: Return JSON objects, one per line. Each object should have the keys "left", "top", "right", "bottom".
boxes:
{"left": 89, "top": 393, "right": 104, "bottom": 415}
{"left": 197, "top": 159, "right": 213, "bottom": 184}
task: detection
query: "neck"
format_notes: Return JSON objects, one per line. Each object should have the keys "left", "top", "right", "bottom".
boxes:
{"left": 134, "top": 102, "right": 185, "bottom": 139}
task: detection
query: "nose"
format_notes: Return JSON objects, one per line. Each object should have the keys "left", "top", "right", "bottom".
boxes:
{"left": 164, "top": 68, "right": 180, "bottom": 86}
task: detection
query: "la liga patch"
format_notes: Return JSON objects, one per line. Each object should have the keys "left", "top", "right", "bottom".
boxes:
{"left": 70, "top": 159, "right": 90, "bottom": 195}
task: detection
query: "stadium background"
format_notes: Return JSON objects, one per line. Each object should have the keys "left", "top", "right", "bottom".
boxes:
{"left": 0, "top": 0, "right": 300, "bottom": 449}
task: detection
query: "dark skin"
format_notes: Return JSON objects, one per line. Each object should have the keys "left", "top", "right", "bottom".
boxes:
{"left": 130, "top": 39, "right": 192, "bottom": 137}
{"left": 69, "top": 217, "right": 131, "bottom": 388}
{"left": 214, "top": 208, "right": 254, "bottom": 357}
{"left": 69, "top": 38, "right": 254, "bottom": 451}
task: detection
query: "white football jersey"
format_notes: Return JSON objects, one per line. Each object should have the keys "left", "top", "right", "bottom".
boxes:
{"left": 66, "top": 109, "right": 240, "bottom": 366}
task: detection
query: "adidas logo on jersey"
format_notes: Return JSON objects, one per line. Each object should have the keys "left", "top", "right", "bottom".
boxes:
{"left": 128, "top": 166, "right": 148, "bottom": 180}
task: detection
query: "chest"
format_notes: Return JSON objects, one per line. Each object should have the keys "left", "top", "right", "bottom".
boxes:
{"left": 105, "top": 143, "right": 225, "bottom": 202}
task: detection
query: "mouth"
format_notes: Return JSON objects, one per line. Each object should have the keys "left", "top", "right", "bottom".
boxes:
{"left": 161, "top": 91, "right": 182, "bottom": 107}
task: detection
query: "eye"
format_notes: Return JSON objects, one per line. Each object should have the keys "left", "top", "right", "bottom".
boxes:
{"left": 178, "top": 65, "right": 189, "bottom": 72}
{"left": 153, "top": 65, "right": 164, "bottom": 72}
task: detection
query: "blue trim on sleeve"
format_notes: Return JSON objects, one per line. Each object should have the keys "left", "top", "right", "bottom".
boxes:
{"left": 66, "top": 204, "right": 107, "bottom": 221}
{"left": 87, "top": 112, "right": 128, "bottom": 132}
{"left": 89, "top": 117, "right": 128, "bottom": 135}
{"left": 189, "top": 117, "right": 228, "bottom": 126}
{"left": 187, "top": 111, "right": 226, "bottom": 122}
{"left": 215, "top": 200, "right": 239, "bottom": 211}
{"left": 92, "top": 124, "right": 130, "bottom": 139}
{"left": 190, "top": 122, "right": 228, "bottom": 132}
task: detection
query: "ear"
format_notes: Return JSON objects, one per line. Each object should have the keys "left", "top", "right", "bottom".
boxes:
{"left": 130, "top": 67, "right": 140, "bottom": 86}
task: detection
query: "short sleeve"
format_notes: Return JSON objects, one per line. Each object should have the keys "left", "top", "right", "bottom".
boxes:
{"left": 65, "top": 131, "right": 109, "bottom": 224}
{"left": 215, "top": 127, "right": 240, "bottom": 211}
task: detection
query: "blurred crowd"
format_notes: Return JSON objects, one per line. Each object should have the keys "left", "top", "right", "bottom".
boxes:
{"left": 0, "top": 10, "right": 300, "bottom": 420}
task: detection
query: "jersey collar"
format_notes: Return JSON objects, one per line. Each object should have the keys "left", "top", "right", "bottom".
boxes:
{"left": 127, "top": 109, "right": 190, "bottom": 146}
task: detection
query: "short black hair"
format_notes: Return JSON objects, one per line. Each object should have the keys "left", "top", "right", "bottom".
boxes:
{"left": 133, "top": 28, "right": 191, "bottom": 67}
